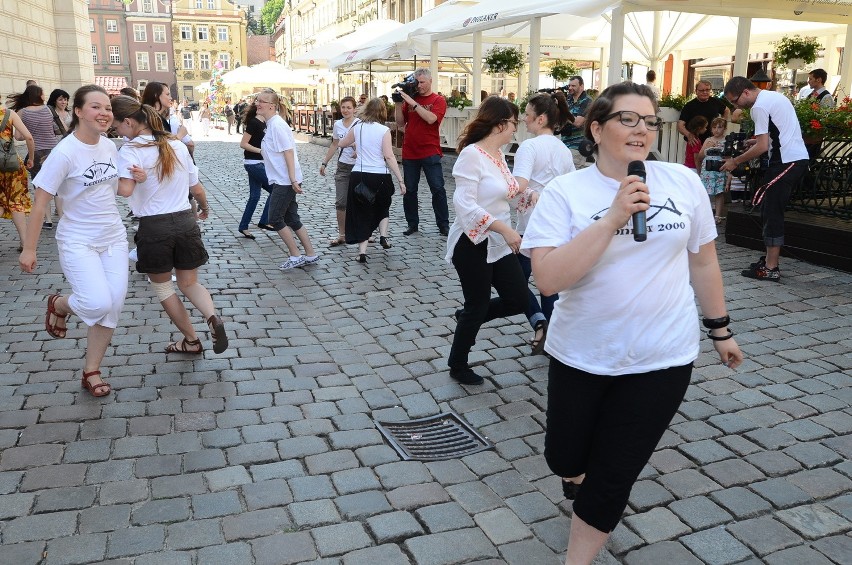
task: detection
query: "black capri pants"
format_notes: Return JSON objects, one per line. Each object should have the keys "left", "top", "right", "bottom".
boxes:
{"left": 544, "top": 359, "right": 692, "bottom": 533}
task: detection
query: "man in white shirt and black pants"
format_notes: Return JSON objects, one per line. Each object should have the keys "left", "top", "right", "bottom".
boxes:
{"left": 721, "top": 76, "right": 809, "bottom": 283}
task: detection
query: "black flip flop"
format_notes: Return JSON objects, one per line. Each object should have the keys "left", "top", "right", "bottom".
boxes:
{"left": 239, "top": 230, "right": 256, "bottom": 240}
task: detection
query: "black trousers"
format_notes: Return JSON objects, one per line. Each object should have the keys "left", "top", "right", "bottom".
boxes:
{"left": 448, "top": 236, "right": 527, "bottom": 369}
{"left": 544, "top": 359, "right": 692, "bottom": 533}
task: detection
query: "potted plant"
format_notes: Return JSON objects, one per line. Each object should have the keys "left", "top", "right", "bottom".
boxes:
{"left": 773, "top": 35, "right": 822, "bottom": 70}
{"left": 484, "top": 46, "right": 525, "bottom": 76}
{"left": 549, "top": 59, "right": 578, "bottom": 82}
{"left": 794, "top": 96, "right": 852, "bottom": 142}
{"left": 658, "top": 92, "right": 690, "bottom": 122}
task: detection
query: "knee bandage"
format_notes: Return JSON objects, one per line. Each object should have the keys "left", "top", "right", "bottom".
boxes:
{"left": 150, "top": 279, "right": 176, "bottom": 302}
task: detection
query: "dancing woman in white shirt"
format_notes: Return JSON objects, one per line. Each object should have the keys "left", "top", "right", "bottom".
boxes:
{"left": 20, "top": 85, "right": 146, "bottom": 397}
{"left": 338, "top": 98, "right": 404, "bottom": 262}
{"left": 512, "top": 91, "right": 574, "bottom": 354}
{"left": 521, "top": 82, "right": 742, "bottom": 565}
{"left": 446, "top": 97, "right": 536, "bottom": 385}
{"left": 111, "top": 95, "right": 228, "bottom": 355}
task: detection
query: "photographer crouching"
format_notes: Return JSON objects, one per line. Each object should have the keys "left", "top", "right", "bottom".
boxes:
{"left": 393, "top": 68, "right": 450, "bottom": 236}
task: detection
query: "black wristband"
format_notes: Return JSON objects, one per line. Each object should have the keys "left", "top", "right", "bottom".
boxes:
{"left": 702, "top": 315, "right": 730, "bottom": 329}
{"left": 707, "top": 328, "right": 734, "bottom": 341}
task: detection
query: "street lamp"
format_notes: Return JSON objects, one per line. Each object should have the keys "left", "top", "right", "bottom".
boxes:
{"left": 749, "top": 67, "right": 772, "bottom": 90}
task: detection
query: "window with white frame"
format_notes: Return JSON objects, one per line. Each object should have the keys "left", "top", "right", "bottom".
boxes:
{"left": 142, "top": 0, "right": 153, "bottom": 12}
{"left": 199, "top": 53, "right": 210, "bottom": 70}
{"left": 91, "top": 45, "right": 98, "bottom": 64}
{"left": 182, "top": 53, "right": 194, "bottom": 69}
{"left": 450, "top": 75, "right": 468, "bottom": 93}
{"left": 217, "top": 26, "right": 228, "bottom": 41}
{"left": 155, "top": 52, "right": 168, "bottom": 71}
{"left": 133, "top": 24, "right": 147, "bottom": 42}
{"left": 136, "top": 52, "right": 150, "bottom": 71}
{"left": 207, "top": 0, "right": 215, "bottom": 9}
{"left": 106, "top": 19, "right": 117, "bottom": 32}
{"left": 195, "top": 0, "right": 202, "bottom": 8}
{"left": 109, "top": 45, "right": 120, "bottom": 64}
{"left": 197, "top": 26, "right": 208, "bottom": 41}
{"left": 180, "top": 24, "right": 191, "bottom": 40}
{"left": 218, "top": 53, "right": 230, "bottom": 70}
{"left": 89, "top": 19, "right": 94, "bottom": 32}
{"left": 138, "top": 80, "right": 148, "bottom": 90}
{"left": 153, "top": 25, "right": 166, "bottom": 43}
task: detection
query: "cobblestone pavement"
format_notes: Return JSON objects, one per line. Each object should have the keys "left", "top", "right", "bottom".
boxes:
{"left": 0, "top": 130, "right": 850, "bottom": 565}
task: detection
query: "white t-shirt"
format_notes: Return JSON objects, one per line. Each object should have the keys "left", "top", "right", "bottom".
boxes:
{"left": 32, "top": 133, "right": 124, "bottom": 245}
{"left": 512, "top": 134, "right": 575, "bottom": 234}
{"left": 117, "top": 135, "right": 197, "bottom": 217}
{"left": 751, "top": 90, "right": 808, "bottom": 164}
{"left": 446, "top": 144, "right": 534, "bottom": 264}
{"left": 352, "top": 122, "right": 390, "bottom": 174}
{"left": 261, "top": 114, "right": 303, "bottom": 186}
{"left": 333, "top": 118, "right": 358, "bottom": 165}
{"left": 520, "top": 162, "right": 717, "bottom": 375}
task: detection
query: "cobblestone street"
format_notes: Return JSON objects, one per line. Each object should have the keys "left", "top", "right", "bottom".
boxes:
{"left": 0, "top": 131, "right": 850, "bottom": 565}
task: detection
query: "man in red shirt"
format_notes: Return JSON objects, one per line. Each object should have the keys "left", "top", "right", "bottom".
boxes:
{"left": 394, "top": 68, "right": 449, "bottom": 236}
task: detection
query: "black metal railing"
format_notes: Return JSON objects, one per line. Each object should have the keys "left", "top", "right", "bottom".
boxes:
{"left": 788, "top": 137, "right": 852, "bottom": 220}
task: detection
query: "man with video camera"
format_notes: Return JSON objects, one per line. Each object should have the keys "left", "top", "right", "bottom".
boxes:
{"left": 394, "top": 68, "right": 450, "bottom": 236}
{"left": 721, "top": 76, "right": 809, "bottom": 283}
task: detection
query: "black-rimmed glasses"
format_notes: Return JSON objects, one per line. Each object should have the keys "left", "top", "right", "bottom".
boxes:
{"left": 602, "top": 110, "right": 663, "bottom": 130}
{"left": 728, "top": 91, "right": 744, "bottom": 107}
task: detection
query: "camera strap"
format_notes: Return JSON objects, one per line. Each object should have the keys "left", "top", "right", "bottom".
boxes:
{"left": 752, "top": 162, "right": 795, "bottom": 206}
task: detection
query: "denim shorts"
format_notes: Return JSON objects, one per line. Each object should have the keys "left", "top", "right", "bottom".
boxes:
{"left": 135, "top": 209, "right": 208, "bottom": 273}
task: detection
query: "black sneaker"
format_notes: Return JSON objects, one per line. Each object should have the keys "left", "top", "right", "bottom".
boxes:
{"left": 439, "top": 225, "right": 450, "bottom": 236}
{"left": 741, "top": 263, "right": 780, "bottom": 282}
{"left": 403, "top": 226, "right": 418, "bottom": 236}
{"left": 749, "top": 256, "right": 766, "bottom": 269}
{"left": 449, "top": 366, "right": 484, "bottom": 385}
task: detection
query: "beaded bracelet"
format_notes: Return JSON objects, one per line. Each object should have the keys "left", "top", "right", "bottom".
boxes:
{"left": 702, "top": 315, "right": 730, "bottom": 329}
{"left": 707, "top": 328, "right": 734, "bottom": 341}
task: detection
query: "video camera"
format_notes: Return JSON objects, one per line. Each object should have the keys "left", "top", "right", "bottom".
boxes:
{"left": 391, "top": 74, "right": 418, "bottom": 103}
{"left": 704, "top": 132, "right": 750, "bottom": 176}
{"left": 536, "top": 86, "right": 568, "bottom": 95}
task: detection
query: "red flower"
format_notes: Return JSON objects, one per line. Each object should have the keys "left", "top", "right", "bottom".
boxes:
{"left": 810, "top": 120, "right": 823, "bottom": 129}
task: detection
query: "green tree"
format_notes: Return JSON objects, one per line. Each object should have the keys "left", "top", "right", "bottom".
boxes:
{"left": 260, "top": 0, "right": 284, "bottom": 33}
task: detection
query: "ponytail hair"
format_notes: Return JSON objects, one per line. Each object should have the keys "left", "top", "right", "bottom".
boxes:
{"left": 111, "top": 94, "right": 179, "bottom": 182}
{"left": 525, "top": 91, "right": 570, "bottom": 130}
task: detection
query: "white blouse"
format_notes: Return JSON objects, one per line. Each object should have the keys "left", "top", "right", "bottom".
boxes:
{"left": 446, "top": 143, "right": 534, "bottom": 264}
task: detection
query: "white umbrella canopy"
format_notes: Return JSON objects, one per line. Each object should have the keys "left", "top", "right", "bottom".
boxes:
{"left": 290, "top": 19, "right": 405, "bottom": 70}
{"left": 195, "top": 82, "right": 211, "bottom": 93}
{"left": 222, "top": 61, "right": 319, "bottom": 88}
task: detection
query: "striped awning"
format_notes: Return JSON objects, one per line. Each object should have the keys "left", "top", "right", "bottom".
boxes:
{"left": 95, "top": 76, "right": 129, "bottom": 95}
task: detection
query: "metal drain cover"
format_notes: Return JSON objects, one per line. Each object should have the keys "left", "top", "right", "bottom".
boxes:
{"left": 375, "top": 411, "right": 494, "bottom": 461}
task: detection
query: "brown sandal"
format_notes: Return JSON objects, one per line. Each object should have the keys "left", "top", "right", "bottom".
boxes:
{"left": 207, "top": 315, "right": 228, "bottom": 354}
{"left": 45, "top": 294, "right": 68, "bottom": 339}
{"left": 81, "top": 370, "right": 111, "bottom": 397}
{"left": 165, "top": 337, "right": 203, "bottom": 354}
{"left": 329, "top": 236, "right": 345, "bottom": 247}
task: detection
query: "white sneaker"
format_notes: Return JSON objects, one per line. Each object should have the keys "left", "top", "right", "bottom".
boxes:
{"left": 279, "top": 256, "right": 306, "bottom": 270}
{"left": 303, "top": 255, "right": 320, "bottom": 265}
{"left": 128, "top": 247, "right": 138, "bottom": 262}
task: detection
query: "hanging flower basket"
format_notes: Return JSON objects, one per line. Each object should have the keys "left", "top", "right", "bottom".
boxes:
{"left": 549, "top": 60, "right": 577, "bottom": 82}
{"left": 484, "top": 46, "right": 525, "bottom": 76}
{"left": 773, "top": 35, "right": 822, "bottom": 69}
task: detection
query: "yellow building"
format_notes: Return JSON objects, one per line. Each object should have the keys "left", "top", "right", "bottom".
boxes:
{"left": 0, "top": 0, "right": 93, "bottom": 96}
{"left": 171, "top": 0, "right": 248, "bottom": 103}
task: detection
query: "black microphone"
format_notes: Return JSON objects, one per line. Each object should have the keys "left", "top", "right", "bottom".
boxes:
{"left": 627, "top": 160, "right": 647, "bottom": 242}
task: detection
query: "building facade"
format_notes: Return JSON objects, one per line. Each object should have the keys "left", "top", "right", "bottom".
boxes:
{"left": 122, "top": 0, "right": 178, "bottom": 95}
{"left": 171, "top": 0, "right": 248, "bottom": 103}
{"left": 89, "top": 0, "right": 133, "bottom": 93}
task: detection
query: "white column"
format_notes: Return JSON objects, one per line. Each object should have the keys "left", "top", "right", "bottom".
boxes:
{"left": 651, "top": 11, "right": 661, "bottom": 76}
{"left": 608, "top": 6, "right": 625, "bottom": 86}
{"left": 528, "top": 17, "right": 542, "bottom": 92}
{"left": 671, "top": 50, "right": 684, "bottom": 94}
{"left": 430, "top": 40, "right": 439, "bottom": 86}
{"left": 841, "top": 26, "right": 852, "bottom": 97}
{"left": 599, "top": 47, "right": 608, "bottom": 89}
{"left": 733, "top": 18, "right": 752, "bottom": 77}
{"left": 472, "top": 31, "right": 482, "bottom": 107}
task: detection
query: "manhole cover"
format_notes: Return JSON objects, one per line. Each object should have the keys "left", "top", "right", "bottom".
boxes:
{"left": 375, "top": 411, "right": 493, "bottom": 461}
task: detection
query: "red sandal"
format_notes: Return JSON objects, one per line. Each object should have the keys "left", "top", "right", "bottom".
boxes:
{"left": 81, "top": 370, "right": 111, "bottom": 397}
{"left": 45, "top": 294, "right": 68, "bottom": 339}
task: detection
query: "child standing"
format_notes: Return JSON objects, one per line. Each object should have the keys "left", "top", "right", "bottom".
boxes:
{"left": 698, "top": 117, "right": 729, "bottom": 224}
{"left": 683, "top": 116, "right": 708, "bottom": 171}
